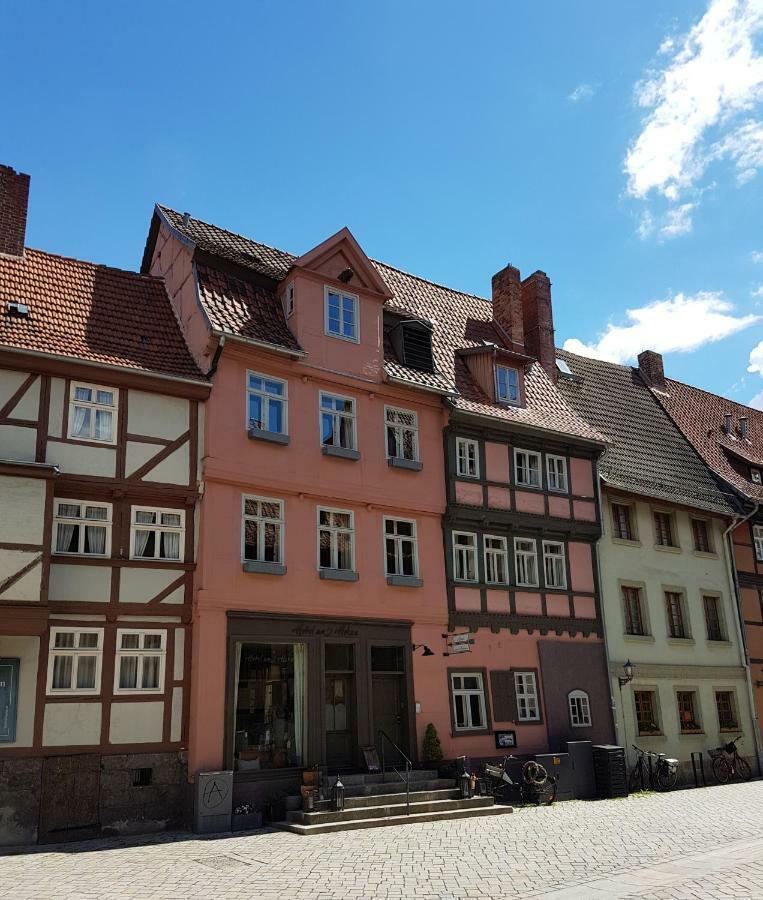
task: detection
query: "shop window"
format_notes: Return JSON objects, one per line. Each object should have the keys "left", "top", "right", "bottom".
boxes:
{"left": 568, "top": 690, "right": 591, "bottom": 727}
{"left": 450, "top": 672, "right": 487, "bottom": 731}
{"left": 371, "top": 646, "right": 405, "bottom": 673}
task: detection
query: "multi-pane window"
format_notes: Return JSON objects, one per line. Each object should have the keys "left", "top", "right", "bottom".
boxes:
{"left": 654, "top": 511, "right": 676, "bottom": 547}
{"left": 483, "top": 535, "right": 509, "bottom": 585}
{"left": 247, "top": 372, "right": 287, "bottom": 434}
{"left": 691, "top": 518, "right": 711, "bottom": 553}
{"left": 456, "top": 437, "right": 479, "bottom": 478}
{"left": 623, "top": 586, "right": 646, "bottom": 635}
{"left": 568, "top": 690, "right": 592, "bottom": 727}
{"left": 453, "top": 532, "right": 478, "bottom": 582}
{"left": 543, "top": 541, "right": 567, "bottom": 588}
{"left": 677, "top": 691, "right": 701, "bottom": 733}
{"left": 320, "top": 393, "right": 356, "bottom": 450}
{"left": 115, "top": 630, "right": 166, "bottom": 693}
{"left": 752, "top": 467, "right": 762, "bottom": 485}
{"left": 324, "top": 287, "right": 359, "bottom": 342}
{"left": 68, "top": 382, "right": 116, "bottom": 443}
{"left": 318, "top": 508, "right": 354, "bottom": 571}
{"left": 665, "top": 591, "right": 687, "bottom": 638}
{"left": 715, "top": 691, "right": 738, "bottom": 731}
{"left": 47, "top": 628, "right": 103, "bottom": 694}
{"left": 514, "top": 449, "right": 541, "bottom": 488}
{"left": 495, "top": 365, "right": 519, "bottom": 404}
{"left": 515, "top": 672, "right": 540, "bottom": 721}
{"left": 754, "top": 525, "right": 763, "bottom": 562}
{"left": 384, "top": 518, "right": 418, "bottom": 577}
{"left": 703, "top": 595, "right": 724, "bottom": 641}
{"left": 54, "top": 500, "right": 111, "bottom": 556}
{"left": 243, "top": 497, "right": 284, "bottom": 563}
{"left": 385, "top": 407, "right": 419, "bottom": 461}
{"left": 612, "top": 503, "right": 634, "bottom": 541}
{"left": 451, "top": 672, "right": 487, "bottom": 731}
{"left": 514, "top": 538, "right": 539, "bottom": 587}
{"left": 634, "top": 690, "right": 660, "bottom": 734}
{"left": 131, "top": 508, "right": 184, "bottom": 561}
{"left": 546, "top": 455, "right": 568, "bottom": 492}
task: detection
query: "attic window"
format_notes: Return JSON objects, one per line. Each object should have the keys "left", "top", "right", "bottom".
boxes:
{"left": 751, "top": 468, "right": 761, "bottom": 485}
{"left": 284, "top": 282, "right": 294, "bottom": 319}
{"left": 6, "top": 301, "right": 29, "bottom": 317}
{"left": 495, "top": 365, "right": 519, "bottom": 405}
{"left": 390, "top": 320, "right": 434, "bottom": 373}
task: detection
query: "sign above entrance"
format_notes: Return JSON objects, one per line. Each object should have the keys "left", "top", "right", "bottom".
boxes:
{"left": 291, "top": 623, "right": 359, "bottom": 638}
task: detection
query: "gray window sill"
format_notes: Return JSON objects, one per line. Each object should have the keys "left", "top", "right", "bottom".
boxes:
{"left": 692, "top": 550, "right": 718, "bottom": 559}
{"left": 388, "top": 457, "right": 423, "bottom": 472}
{"left": 624, "top": 633, "right": 655, "bottom": 643}
{"left": 706, "top": 639, "right": 731, "bottom": 647}
{"left": 386, "top": 575, "right": 423, "bottom": 588}
{"left": 611, "top": 537, "right": 641, "bottom": 548}
{"left": 322, "top": 445, "right": 360, "bottom": 461}
{"left": 319, "top": 568, "right": 359, "bottom": 582}
{"left": 667, "top": 637, "right": 695, "bottom": 646}
{"left": 654, "top": 544, "right": 681, "bottom": 554}
{"left": 248, "top": 427, "right": 289, "bottom": 445}
{"left": 242, "top": 561, "right": 287, "bottom": 575}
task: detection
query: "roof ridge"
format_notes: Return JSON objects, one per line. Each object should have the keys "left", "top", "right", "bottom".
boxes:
{"left": 556, "top": 347, "right": 634, "bottom": 374}
{"left": 372, "top": 258, "right": 490, "bottom": 305}
{"left": 22, "top": 247, "right": 166, "bottom": 284}
{"left": 666, "top": 375, "right": 763, "bottom": 416}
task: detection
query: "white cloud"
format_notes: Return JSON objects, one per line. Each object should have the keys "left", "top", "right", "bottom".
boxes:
{"left": 568, "top": 83, "right": 596, "bottom": 103}
{"left": 660, "top": 202, "right": 695, "bottom": 236}
{"left": 752, "top": 284, "right": 763, "bottom": 296}
{"left": 749, "top": 390, "right": 763, "bottom": 408}
{"left": 748, "top": 337, "right": 763, "bottom": 374}
{"left": 752, "top": 249, "right": 763, "bottom": 261}
{"left": 564, "top": 291, "right": 759, "bottom": 363}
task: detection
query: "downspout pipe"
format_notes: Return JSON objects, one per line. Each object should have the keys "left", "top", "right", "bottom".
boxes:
{"left": 207, "top": 334, "right": 226, "bottom": 378}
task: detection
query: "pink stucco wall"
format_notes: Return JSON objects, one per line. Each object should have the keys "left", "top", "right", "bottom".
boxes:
{"left": 485, "top": 441, "right": 510, "bottom": 483}
{"left": 570, "top": 456, "right": 595, "bottom": 498}
{"left": 515, "top": 490, "right": 545, "bottom": 514}
{"left": 548, "top": 495, "right": 571, "bottom": 518}
{"left": 455, "top": 481, "right": 483, "bottom": 506}
{"left": 569, "top": 542, "right": 595, "bottom": 593}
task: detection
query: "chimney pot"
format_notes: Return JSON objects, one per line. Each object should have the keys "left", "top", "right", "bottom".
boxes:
{"left": 739, "top": 415, "right": 749, "bottom": 439}
{"left": 723, "top": 413, "right": 733, "bottom": 434}
{"left": 637, "top": 350, "right": 666, "bottom": 391}
{"left": 0, "top": 165, "right": 30, "bottom": 258}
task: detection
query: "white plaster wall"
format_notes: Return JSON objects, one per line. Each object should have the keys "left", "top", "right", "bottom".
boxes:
{"left": 109, "top": 701, "right": 164, "bottom": 743}
{"left": 49, "top": 565, "right": 111, "bottom": 603}
{"left": 173, "top": 628, "right": 185, "bottom": 681}
{"left": 0, "top": 370, "right": 36, "bottom": 410}
{"left": 0, "top": 636, "right": 39, "bottom": 747}
{"left": 127, "top": 391, "right": 189, "bottom": 441}
{"left": 144, "top": 444, "right": 189, "bottom": 486}
{"left": 48, "top": 441, "right": 116, "bottom": 478}
{"left": 0, "top": 477, "right": 45, "bottom": 543}
{"left": 0, "top": 425, "right": 36, "bottom": 461}
{"left": 43, "top": 702, "right": 101, "bottom": 746}
{"left": 170, "top": 687, "right": 182, "bottom": 742}
{"left": 10, "top": 378, "right": 40, "bottom": 420}
{"left": 0, "top": 551, "right": 41, "bottom": 602}
{"left": 120, "top": 568, "right": 183, "bottom": 604}
{"left": 47, "top": 377, "right": 65, "bottom": 439}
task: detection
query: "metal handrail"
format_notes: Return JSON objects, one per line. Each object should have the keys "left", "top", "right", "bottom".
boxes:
{"left": 377, "top": 729, "right": 412, "bottom": 815}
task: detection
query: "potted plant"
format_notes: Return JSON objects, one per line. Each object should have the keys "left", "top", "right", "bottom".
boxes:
{"left": 232, "top": 802, "right": 262, "bottom": 831}
{"left": 422, "top": 723, "right": 444, "bottom": 763}
{"left": 302, "top": 765, "right": 319, "bottom": 787}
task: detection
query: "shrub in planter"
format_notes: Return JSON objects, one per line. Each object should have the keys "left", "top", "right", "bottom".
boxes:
{"left": 422, "top": 723, "right": 443, "bottom": 763}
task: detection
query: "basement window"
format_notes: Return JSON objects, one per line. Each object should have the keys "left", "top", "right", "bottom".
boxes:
{"left": 132, "top": 767, "right": 153, "bottom": 787}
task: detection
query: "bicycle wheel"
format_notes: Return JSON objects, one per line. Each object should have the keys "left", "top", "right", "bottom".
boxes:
{"left": 712, "top": 756, "right": 731, "bottom": 785}
{"left": 629, "top": 760, "right": 646, "bottom": 793}
{"left": 655, "top": 765, "right": 678, "bottom": 792}
{"left": 736, "top": 757, "right": 752, "bottom": 782}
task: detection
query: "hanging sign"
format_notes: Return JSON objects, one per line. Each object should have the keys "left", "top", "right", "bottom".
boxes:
{"left": 445, "top": 631, "right": 474, "bottom": 655}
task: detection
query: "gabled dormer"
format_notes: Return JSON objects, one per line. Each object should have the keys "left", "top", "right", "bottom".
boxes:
{"left": 458, "top": 343, "right": 532, "bottom": 407}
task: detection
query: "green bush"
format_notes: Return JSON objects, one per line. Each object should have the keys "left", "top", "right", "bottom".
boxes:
{"left": 422, "top": 723, "right": 443, "bottom": 762}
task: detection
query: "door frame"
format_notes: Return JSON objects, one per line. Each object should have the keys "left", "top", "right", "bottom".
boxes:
{"left": 365, "top": 638, "right": 416, "bottom": 763}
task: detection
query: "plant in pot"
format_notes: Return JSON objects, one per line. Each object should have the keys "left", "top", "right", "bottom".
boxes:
{"left": 232, "top": 802, "right": 262, "bottom": 831}
{"left": 302, "top": 765, "right": 319, "bottom": 787}
{"left": 422, "top": 723, "right": 444, "bottom": 763}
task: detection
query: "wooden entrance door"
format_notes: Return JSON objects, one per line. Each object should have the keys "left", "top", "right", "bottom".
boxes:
{"left": 372, "top": 674, "right": 409, "bottom": 762}
{"left": 324, "top": 643, "right": 357, "bottom": 769}
{"left": 39, "top": 754, "right": 101, "bottom": 842}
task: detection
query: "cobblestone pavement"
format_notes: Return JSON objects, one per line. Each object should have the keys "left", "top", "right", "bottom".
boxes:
{"left": 1, "top": 781, "right": 762, "bottom": 900}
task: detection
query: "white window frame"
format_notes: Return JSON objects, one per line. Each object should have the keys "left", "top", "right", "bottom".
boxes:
{"left": 324, "top": 285, "right": 359, "bottom": 343}
{"left": 754, "top": 525, "right": 763, "bottom": 563}
{"left": 246, "top": 370, "right": 288, "bottom": 435}
{"left": 568, "top": 690, "right": 592, "bottom": 727}
{"left": 546, "top": 455, "right": 568, "bottom": 493}
{"left": 495, "top": 364, "right": 520, "bottom": 405}
{"left": 450, "top": 672, "right": 488, "bottom": 731}
{"left": 514, "top": 671, "right": 540, "bottom": 722}
{"left": 514, "top": 448, "right": 542, "bottom": 488}
{"left": 319, "top": 391, "right": 357, "bottom": 451}
{"left": 383, "top": 517, "right": 419, "bottom": 577}
{"left": 242, "top": 495, "right": 285, "bottom": 564}
{"left": 68, "top": 381, "right": 118, "bottom": 444}
{"left": 46, "top": 627, "right": 104, "bottom": 696}
{"left": 456, "top": 437, "right": 479, "bottom": 478}
{"left": 53, "top": 499, "right": 112, "bottom": 557}
{"left": 113, "top": 629, "right": 166, "bottom": 695}
{"left": 452, "top": 531, "right": 478, "bottom": 582}
{"left": 542, "top": 540, "right": 567, "bottom": 589}
{"left": 317, "top": 507, "right": 355, "bottom": 571}
{"left": 385, "top": 406, "right": 420, "bottom": 462}
{"left": 130, "top": 506, "right": 185, "bottom": 562}
{"left": 484, "top": 535, "right": 509, "bottom": 585}
{"left": 514, "top": 537, "right": 539, "bottom": 587}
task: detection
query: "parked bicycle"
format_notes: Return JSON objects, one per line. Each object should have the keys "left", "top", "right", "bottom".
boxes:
{"left": 483, "top": 755, "right": 558, "bottom": 806}
{"left": 708, "top": 736, "right": 752, "bottom": 784}
{"left": 629, "top": 745, "right": 678, "bottom": 792}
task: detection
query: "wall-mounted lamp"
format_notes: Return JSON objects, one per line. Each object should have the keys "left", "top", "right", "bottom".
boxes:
{"left": 618, "top": 659, "right": 634, "bottom": 688}
{"left": 338, "top": 267, "right": 354, "bottom": 283}
{"left": 412, "top": 644, "right": 435, "bottom": 657}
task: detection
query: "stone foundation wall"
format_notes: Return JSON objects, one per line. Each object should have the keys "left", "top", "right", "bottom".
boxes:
{"left": 0, "top": 758, "right": 43, "bottom": 846}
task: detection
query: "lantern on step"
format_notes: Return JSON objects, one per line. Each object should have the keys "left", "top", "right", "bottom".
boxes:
{"left": 332, "top": 776, "right": 345, "bottom": 811}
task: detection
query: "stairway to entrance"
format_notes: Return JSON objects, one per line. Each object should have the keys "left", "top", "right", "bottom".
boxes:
{"left": 276, "top": 769, "right": 513, "bottom": 835}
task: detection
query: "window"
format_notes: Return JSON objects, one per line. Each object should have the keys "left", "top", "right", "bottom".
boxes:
{"left": 243, "top": 496, "right": 284, "bottom": 564}
{"left": 677, "top": 691, "right": 701, "bottom": 733}
{"left": 318, "top": 508, "right": 354, "bottom": 571}
{"left": 612, "top": 503, "right": 634, "bottom": 541}
{"left": 623, "top": 586, "right": 646, "bottom": 636}
{"left": 665, "top": 591, "right": 687, "bottom": 638}
{"left": 115, "top": 630, "right": 166, "bottom": 693}
{"left": 68, "top": 382, "right": 116, "bottom": 443}
{"left": 703, "top": 595, "right": 724, "bottom": 641}
{"left": 324, "top": 287, "right": 359, "bottom": 342}
{"left": 47, "top": 628, "right": 103, "bottom": 695}
{"left": 546, "top": 455, "right": 568, "bottom": 493}
{"left": 752, "top": 468, "right": 762, "bottom": 485}
{"left": 654, "top": 511, "right": 676, "bottom": 547}
{"left": 754, "top": 525, "right": 763, "bottom": 562}
{"left": 715, "top": 691, "right": 738, "bottom": 731}
{"left": 450, "top": 672, "right": 487, "bottom": 731}
{"left": 691, "top": 518, "right": 712, "bottom": 553}
{"left": 247, "top": 372, "right": 287, "bottom": 435}
{"left": 456, "top": 437, "right": 479, "bottom": 478}
{"left": 284, "top": 282, "right": 294, "bottom": 318}
{"left": 131, "top": 507, "right": 185, "bottom": 561}
{"left": 495, "top": 365, "right": 519, "bottom": 404}
{"left": 514, "top": 449, "right": 541, "bottom": 488}
{"left": 385, "top": 407, "right": 419, "bottom": 461}
{"left": 634, "top": 690, "right": 660, "bottom": 735}
{"left": 514, "top": 538, "right": 539, "bottom": 587}
{"left": 568, "top": 690, "right": 592, "bottom": 727}
{"left": 514, "top": 672, "right": 540, "bottom": 721}
{"left": 452, "top": 532, "right": 478, "bottom": 582}
{"left": 384, "top": 518, "right": 418, "bottom": 577}
{"left": 320, "top": 392, "right": 356, "bottom": 450}
{"left": 484, "top": 535, "right": 509, "bottom": 585}
{"left": 543, "top": 541, "right": 567, "bottom": 589}
{"left": 53, "top": 500, "right": 111, "bottom": 557}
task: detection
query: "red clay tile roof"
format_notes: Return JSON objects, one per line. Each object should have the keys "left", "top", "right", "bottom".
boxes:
{"left": 0, "top": 247, "right": 204, "bottom": 382}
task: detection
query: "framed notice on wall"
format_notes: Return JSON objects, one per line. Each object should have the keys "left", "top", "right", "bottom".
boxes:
{"left": 362, "top": 746, "right": 382, "bottom": 773}
{"left": 494, "top": 730, "right": 517, "bottom": 750}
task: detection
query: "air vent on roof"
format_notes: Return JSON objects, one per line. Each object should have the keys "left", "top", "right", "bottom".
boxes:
{"left": 390, "top": 320, "right": 435, "bottom": 373}
{"left": 6, "top": 301, "right": 29, "bottom": 318}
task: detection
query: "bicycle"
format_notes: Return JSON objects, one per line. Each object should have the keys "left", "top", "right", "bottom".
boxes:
{"left": 629, "top": 745, "right": 679, "bottom": 792}
{"left": 483, "top": 755, "right": 558, "bottom": 806}
{"left": 708, "top": 736, "right": 752, "bottom": 784}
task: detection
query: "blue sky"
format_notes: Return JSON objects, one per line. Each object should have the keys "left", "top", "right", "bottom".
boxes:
{"left": 3, "top": 1, "right": 763, "bottom": 404}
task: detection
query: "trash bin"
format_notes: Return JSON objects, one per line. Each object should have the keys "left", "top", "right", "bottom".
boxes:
{"left": 592, "top": 745, "right": 628, "bottom": 798}
{"left": 566, "top": 740, "right": 596, "bottom": 799}
{"left": 534, "top": 753, "right": 573, "bottom": 801}
{"left": 194, "top": 770, "right": 233, "bottom": 833}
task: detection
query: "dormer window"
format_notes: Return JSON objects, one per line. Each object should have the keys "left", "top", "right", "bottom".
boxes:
{"left": 752, "top": 467, "right": 762, "bottom": 484}
{"left": 495, "top": 365, "right": 520, "bottom": 405}
{"left": 387, "top": 317, "right": 435, "bottom": 373}
{"left": 324, "top": 287, "right": 359, "bottom": 342}
{"left": 284, "top": 282, "right": 294, "bottom": 319}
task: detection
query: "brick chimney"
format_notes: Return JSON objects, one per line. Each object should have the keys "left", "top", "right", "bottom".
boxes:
{"left": 637, "top": 350, "right": 666, "bottom": 391}
{"left": 491, "top": 264, "right": 524, "bottom": 351}
{"left": 0, "top": 165, "right": 30, "bottom": 258}
{"left": 521, "top": 271, "right": 556, "bottom": 382}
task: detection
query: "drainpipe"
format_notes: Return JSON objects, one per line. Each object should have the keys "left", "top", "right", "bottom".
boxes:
{"left": 207, "top": 334, "right": 226, "bottom": 378}
{"left": 722, "top": 501, "right": 763, "bottom": 772}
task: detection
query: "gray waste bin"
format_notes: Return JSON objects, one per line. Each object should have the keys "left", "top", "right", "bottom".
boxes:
{"left": 566, "top": 740, "right": 596, "bottom": 799}
{"left": 534, "top": 753, "right": 573, "bottom": 801}
{"left": 194, "top": 770, "right": 233, "bottom": 833}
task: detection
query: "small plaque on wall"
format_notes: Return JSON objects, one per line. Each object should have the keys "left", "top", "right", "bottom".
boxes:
{"left": 362, "top": 746, "right": 382, "bottom": 773}
{"left": 494, "top": 730, "right": 517, "bottom": 750}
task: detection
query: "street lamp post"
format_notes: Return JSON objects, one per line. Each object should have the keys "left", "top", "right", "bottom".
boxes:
{"left": 617, "top": 660, "right": 634, "bottom": 760}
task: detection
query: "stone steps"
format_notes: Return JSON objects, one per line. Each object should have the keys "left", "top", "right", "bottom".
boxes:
{"left": 312, "top": 788, "right": 460, "bottom": 811}
{"left": 342, "top": 778, "right": 456, "bottom": 798}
